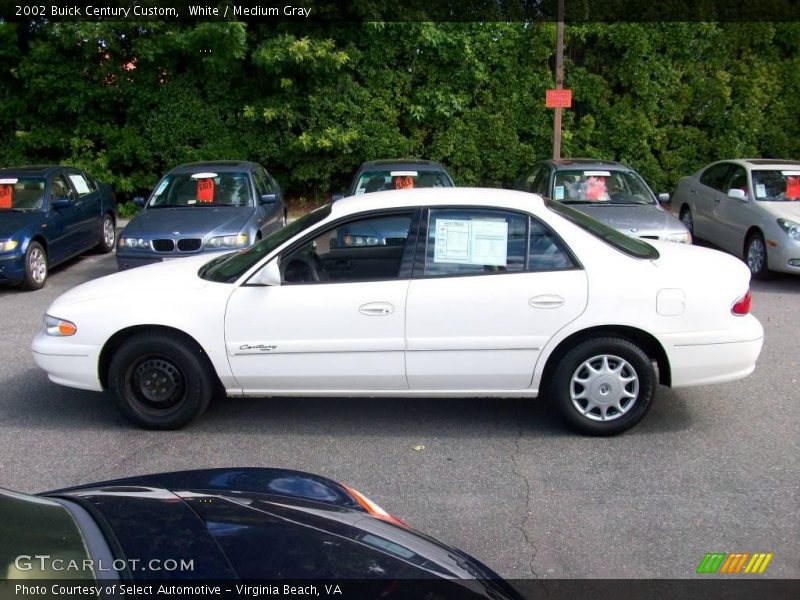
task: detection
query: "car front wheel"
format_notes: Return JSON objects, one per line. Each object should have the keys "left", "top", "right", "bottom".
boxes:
{"left": 97, "top": 214, "right": 116, "bottom": 253}
{"left": 744, "top": 232, "right": 769, "bottom": 279}
{"left": 551, "top": 337, "right": 655, "bottom": 436}
{"left": 21, "top": 241, "right": 48, "bottom": 290}
{"left": 108, "top": 333, "right": 213, "bottom": 429}
{"left": 679, "top": 206, "right": 694, "bottom": 238}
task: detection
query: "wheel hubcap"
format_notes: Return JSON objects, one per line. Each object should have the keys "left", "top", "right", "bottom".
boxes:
{"left": 747, "top": 238, "right": 764, "bottom": 273}
{"left": 103, "top": 218, "right": 115, "bottom": 247}
{"left": 29, "top": 248, "right": 47, "bottom": 283}
{"left": 570, "top": 354, "right": 639, "bottom": 422}
{"left": 681, "top": 210, "right": 693, "bottom": 234}
{"left": 130, "top": 358, "right": 184, "bottom": 411}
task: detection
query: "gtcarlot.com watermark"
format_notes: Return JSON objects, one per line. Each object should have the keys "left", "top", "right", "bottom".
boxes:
{"left": 14, "top": 554, "right": 194, "bottom": 573}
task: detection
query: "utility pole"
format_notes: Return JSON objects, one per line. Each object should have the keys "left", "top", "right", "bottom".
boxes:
{"left": 553, "top": 0, "right": 565, "bottom": 159}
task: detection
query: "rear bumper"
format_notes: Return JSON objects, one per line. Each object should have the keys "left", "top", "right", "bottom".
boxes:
{"left": 31, "top": 331, "right": 103, "bottom": 392}
{"left": 660, "top": 315, "right": 764, "bottom": 387}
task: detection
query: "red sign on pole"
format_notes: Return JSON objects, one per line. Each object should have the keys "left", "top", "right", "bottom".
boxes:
{"left": 546, "top": 89, "right": 572, "bottom": 108}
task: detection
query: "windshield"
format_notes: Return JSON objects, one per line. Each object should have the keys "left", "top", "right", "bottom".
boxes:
{"left": 545, "top": 198, "right": 659, "bottom": 259}
{"left": 148, "top": 171, "right": 253, "bottom": 208}
{"left": 552, "top": 169, "right": 656, "bottom": 205}
{"left": 0, "top": 177, "right": 46, "bottom": 211}
{"left": 353, "top": 169, "right": 452, "bottom": 195}
{"left": 751, "top": 169, "right": 800, "bottom": 202}
{"left": 201, "top": 205, "right": 332, "bottom": 283}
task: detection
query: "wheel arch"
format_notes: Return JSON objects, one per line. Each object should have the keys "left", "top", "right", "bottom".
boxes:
{"left": 98, "top": 325, "right": 223, "bottom": 392}
{"left": 537, "top": 325, "right": 671, "bottom": 391}
{"left": 743, "top": 226, "right": 764, "bottom": 254}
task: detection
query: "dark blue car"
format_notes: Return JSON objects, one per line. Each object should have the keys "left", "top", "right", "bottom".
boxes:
{"left": 117, "top": 161, "right": 287, "bottom": 270}
{"left": 0, "top": 165, "right": 117, "bottom": 290}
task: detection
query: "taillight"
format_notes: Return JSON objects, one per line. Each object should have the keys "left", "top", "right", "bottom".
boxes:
{"left": 342, "top": 484, "right": 411, "bottom": 529}
{"left": 732, "top": 289, "right": 751, "bottom": 316}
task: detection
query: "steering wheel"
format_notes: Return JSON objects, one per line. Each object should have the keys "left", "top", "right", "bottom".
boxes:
{"left": 281, "top": 252, "right": 327, "bottom": 283}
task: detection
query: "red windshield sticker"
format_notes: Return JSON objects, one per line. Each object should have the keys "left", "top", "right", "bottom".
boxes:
{"left": 197, "top": 178, "right": 215, "bottom": 203}
{"left": 786, "top": 176, "right": 800, "bottom": 200}
{"left": 0, "top": 185, "right": 12, "bottom": 208}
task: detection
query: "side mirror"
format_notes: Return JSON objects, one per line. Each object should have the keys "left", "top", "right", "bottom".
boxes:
{"left": 133, "top": 196, "right": 146, "bottom": 207}
{"left": 657, "top": 192, "right": 670, "bottom": 204}
{"left": 248, "top": 258, "right": 281, "bottom": 286}
{"left": 51, "top": 197, "right": 71, "bottom": 210}
{"left": 331, "top": 193, "right": 345, "bottom": 202}
{"left": 727, "top": 189, "right": 747, "bottom": 201}
{"left": 260, "top": 193, "right": 277, "bottom": 204}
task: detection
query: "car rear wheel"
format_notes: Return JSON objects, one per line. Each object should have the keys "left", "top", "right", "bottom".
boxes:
{"left": 551, "top": 337, "right": 655, "bottom": 436}
{"left": 744, "top": 232, "right": 769, "bottom": 279}
{"left": 679, "top": 206, "right": 694, "bottom": 238}
{"left": 109, "top": 333, "right": 213, "bottom": 429}
{"left": 21, "top": 241, "right": 48, "bottom": 290}
{"left": 96, "top": 214, "right": 116, "bottom": 253}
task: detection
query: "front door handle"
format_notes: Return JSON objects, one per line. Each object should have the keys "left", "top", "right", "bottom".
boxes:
{"left": 359, "top": 302, "right": 395, "bottom": 316}
{"left": 529, "top": 294, "right": 564, "bottom": 309}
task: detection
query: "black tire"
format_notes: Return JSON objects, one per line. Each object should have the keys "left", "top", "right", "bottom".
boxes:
{"left": 551, "top": 337, "right": 656, "bottom": 436}
{"left": 679, "top": 206, "right": 694, "bottom": 238}
{"left": 21, "top": 241, "right": 48, "bottom": 291}
{"left": 744, "top": 232, "right": 769, "bottom": 280}
{"left": 108, "top": 333, "right": 214, "bottom": 429}
{"left": 96, "top": 213, "right": 116, "bottom": 253}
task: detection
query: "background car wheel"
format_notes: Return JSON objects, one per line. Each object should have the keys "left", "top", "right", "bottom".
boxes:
{"left": 679, "top": 206, "right": 694, "bottom": 238}
{"left": 96, "top": 214, "right": 116, "bottom": 253}
{"left": 281, "top": 210, "right": 288, "bottom": 227}
{"left": 744, "top": 232, "right": 769, "bottom": 279}
{"left": 108, "top": 333, "right": 213, "bottom": 429}
{"left": 551, "top": 337, "right": 656, "bottom": 436}
{"left": 21, "top": 241, "right": 48, "bottom": 290}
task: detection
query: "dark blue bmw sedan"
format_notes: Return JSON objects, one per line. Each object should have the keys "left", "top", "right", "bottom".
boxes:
{"left": 117, "top": 161, "right": 287, "bottom": 270}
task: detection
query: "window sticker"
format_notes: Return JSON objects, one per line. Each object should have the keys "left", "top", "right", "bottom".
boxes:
{"left": 755, "top": 184, "right": 767, "bottom": 198}
{"left": 554, "top": 185, "right": 565, "bottom": 200}
{"left": 191, "top": 172, "right": 218, "bottom": 179}
{"left": 786, "top": 176, "right": 800, "bottom": 200}
{"left": 390, "top": 171, "right": 418, "bottom": 177}
{"left": 781, "top": 170, "right": 800, "bottom": 176}
{"left": 583, "top": 170, "right": 611, "bottom": 177}
{"left": 433, "top": 218, "right": 508, "bottom": 266}
{"left": 197, "top": 178, "right": 215, "bottom": 203}
{"left": 0, "top": 184, "right": 12, "bottom": 208}
{"left": 0, "top": 178, "right": 19, "bottom": 185}
{"left": 68, "top": 174, "right": 91, "bottom": 195}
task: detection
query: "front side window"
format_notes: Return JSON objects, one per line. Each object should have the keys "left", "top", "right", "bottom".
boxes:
{"left": 423, "top": 208, "right": 527, "bottom": 277}
{"left": 149, "top": 171, "right": 254, "bottom": 208}
{"left": 751, "top": 168, "right": 800, "bottom": 202}
{"left": 50, "top": 175, "right": 72, "bottom": 202}
{"left": 354, "top": 170, "right": 452, "bottom": 195}
{"left": 281, "top": 213, "right": 413, "bottom": 284}
{"left": 0, "top": 177, "right": 45, "bottom": 210}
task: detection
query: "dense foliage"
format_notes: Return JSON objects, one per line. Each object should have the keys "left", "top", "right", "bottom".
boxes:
{"left": 1, "top": 21, "right": 798, "bottom": 199}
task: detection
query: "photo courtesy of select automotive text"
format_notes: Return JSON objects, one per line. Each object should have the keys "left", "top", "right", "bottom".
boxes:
{"left": 0, "top": 1, "right": 798, "bottom": 599}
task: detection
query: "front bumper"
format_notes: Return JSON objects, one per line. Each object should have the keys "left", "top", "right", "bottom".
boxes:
{"left": 768, "top": 237, "right": 800, "bottom": 274}
{"left": 0, "top": 252, "right": 25, "bottom": 285}
{"left": 116, "top": 247, "right": 235, "bottom": 271}
{"left": 31, "top": 331, "right": 103, "bottom": 392}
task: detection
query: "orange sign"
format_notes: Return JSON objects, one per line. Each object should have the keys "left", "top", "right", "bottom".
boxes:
{"left": 786, "top": 176, "right": 800, "bottom": 200}
{"left": 0, "top": 185, "right": 12, "bottom": 209}
{"left": 197, "top": 178, "right": 215, "bottom": 203}
{"left": 546, "top": 89, "right": 572, "bottom": 108}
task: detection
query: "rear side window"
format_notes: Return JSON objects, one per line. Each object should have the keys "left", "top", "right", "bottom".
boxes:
{"left": 529, "top": 218, "right": 575, "bottom": 271}
{"left": 699, "top": 163, "right": 732, "bottom": 191}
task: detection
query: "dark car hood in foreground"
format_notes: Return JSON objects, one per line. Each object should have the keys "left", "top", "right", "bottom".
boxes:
{"left": 0, "top": 210, "right": 43, "bottom": 238}
{"left": 123, "top": 206, "right": 254, "bottom": 238}
{"left": 46, "top": 469, "right": 521, "bottom": 598}
{"left": 569, "top": 203, "right": 684, "bottom": 234}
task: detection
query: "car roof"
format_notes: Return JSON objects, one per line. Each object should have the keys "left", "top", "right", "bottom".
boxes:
{"left": 544, "top": 159, "right": 632, "bottom": 171}
{"left": 333, "top": 187, "right": 544, "bottom": 218}
{"left": 736, "top": 159, "right": 800, "bottom": 168}
{"left": 0, "top": 165, "right": 70, "bottom": 177}
{"left": 167, "top": 161, "right": 259, "bottom": 174}
{"left": 357, "top": 159, "right": 449, "bottom": 172}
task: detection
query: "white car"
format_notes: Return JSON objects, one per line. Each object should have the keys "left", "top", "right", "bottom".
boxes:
{"left": 32, "top": 188, "right": 764, "bottom": 435}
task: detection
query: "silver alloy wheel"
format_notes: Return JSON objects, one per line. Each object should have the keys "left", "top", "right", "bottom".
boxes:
{"left": 570, "top": 354, "right": 639, "bottom": 422}
{"left": 103, "top": 216, "right": 115, "bottom": 248}
{"left": 28, "top": 246, "right": 47, "bottom": 284}
{"left": 747, "top": 236, "right": 765, "bottom": 274}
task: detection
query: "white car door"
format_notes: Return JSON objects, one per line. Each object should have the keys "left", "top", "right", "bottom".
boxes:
{"left": 224, "top": 211, "right": 417, "bottom": 393}
{"left": 405, "top": 207, "right": 588, "bottom": 391}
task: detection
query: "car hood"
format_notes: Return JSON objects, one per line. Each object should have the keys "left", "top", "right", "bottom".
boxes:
{"left": 758, "top": 201, "right": 800, "bottom": 221}
{"left": 570, "top": 203, "right": 686, "bottom": 235}
{"left": 0, "top": 210, "right": 44, "bottom": 238}
{"left": 124, "top": 206, "right": 254, "bottom": 237}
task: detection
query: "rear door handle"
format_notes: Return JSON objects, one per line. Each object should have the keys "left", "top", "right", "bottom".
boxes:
{"left": 359, "top": 302, "right": 395, "bottom": 316}
{"left": 529, "top": 295, "right": 564, "bottom": 309}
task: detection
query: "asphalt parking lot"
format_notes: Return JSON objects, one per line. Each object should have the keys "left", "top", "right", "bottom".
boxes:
{"left": 0, "top": 246, "right": 797, "bottom": 581}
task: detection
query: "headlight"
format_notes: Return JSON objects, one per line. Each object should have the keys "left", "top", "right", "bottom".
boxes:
{"left": 207, "top": 233, "right": 248, "bottom": 249}
{"left": 0, "top": 240, "right": 19, "bottom": 252}
{"left": 119, "top": 237, "right": 148, "bottom": 249}
{"left": 778, "top": 218, "right": 800, "bottom": 241}
{"left": 44, "top": 315, "right": 77, "bottom": 336}
{"left": 665, "top": 231, "right": 692, "bottom": 244}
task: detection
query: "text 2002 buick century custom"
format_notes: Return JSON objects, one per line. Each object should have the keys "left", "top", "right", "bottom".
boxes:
{"left": 32, "top": 188, "right": 764, "bottom": 435}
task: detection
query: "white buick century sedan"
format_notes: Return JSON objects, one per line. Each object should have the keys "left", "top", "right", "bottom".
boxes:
{"left": 32, "top": 188, "right": 764, "bottom": 435}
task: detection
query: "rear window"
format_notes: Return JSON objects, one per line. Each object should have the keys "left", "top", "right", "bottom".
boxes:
{"left": 545, "top": 198, "right": 659, "bottom": 259}
{"left": 354, "top": 169, "right": 452, "bottom": 194}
